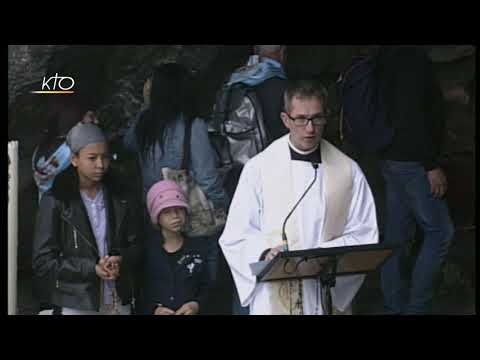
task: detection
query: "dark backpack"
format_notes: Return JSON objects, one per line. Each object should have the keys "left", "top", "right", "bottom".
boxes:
{"left": 208, "top": 82, "right": 268, "bottom": 196}
{"left": 337, "top": 50, "right": 394, "bottom": 153}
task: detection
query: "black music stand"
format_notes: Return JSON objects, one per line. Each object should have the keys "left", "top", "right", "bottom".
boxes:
{"left": 250, "top": 244, "right": 395, "bottom": 315}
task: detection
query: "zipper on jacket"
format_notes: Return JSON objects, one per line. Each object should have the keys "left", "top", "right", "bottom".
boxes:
{"left": 73, "top": 229, "right": 79, "bottom": 249}
{"left": 61, "top": 215, "right": 99, "bottom": 256}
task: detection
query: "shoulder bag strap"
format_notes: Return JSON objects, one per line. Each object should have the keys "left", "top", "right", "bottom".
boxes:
{"left": 181, "top": 116, "right": 193, "bottom": 171}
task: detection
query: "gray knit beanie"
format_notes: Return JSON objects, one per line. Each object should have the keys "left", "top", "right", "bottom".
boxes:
{"left": 66, "top": 123, "right": 106, "bottom": 154}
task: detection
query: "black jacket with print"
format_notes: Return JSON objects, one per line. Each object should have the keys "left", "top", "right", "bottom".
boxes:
{"left": 142, "top": 226, "right": 212, "bottom": 314}
{"left": 32, "top": 167, "right": 142, "bottom": 312}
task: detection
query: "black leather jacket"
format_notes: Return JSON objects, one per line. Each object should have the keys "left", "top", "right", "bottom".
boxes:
{"left": 32, "top": 167, "right": 142, "bottom": 312}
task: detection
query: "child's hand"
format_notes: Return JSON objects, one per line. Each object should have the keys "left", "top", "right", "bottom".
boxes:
{"left": 96, "top": 256, "right": 120, "bottom": 280}
{"left": 95, "top": 257, "right": 112, "bottom": 280}
{"left": 154, "top": 306, "right": 175, "bottom": 315}
{"left": 104, "top": 256, "right": 122, "bottom": 280}
{"left": 175, "top": 301, "right": 199, "bottom": 315}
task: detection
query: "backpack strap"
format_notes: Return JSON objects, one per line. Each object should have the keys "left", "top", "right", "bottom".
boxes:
{"left": 181, "top": 116, "right": 192, "bottom": 171}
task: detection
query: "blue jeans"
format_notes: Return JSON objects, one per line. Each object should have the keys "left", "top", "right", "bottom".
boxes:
{"left": 380, "top": 161, "right": 454, "bottom": 314}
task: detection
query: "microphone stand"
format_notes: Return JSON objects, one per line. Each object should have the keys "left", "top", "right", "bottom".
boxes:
{"left": 319, "top": 256, "right": 338, "bottom": 315}
{"left": 279, "top": 161, "right": 339, "bottom": 315}
{"left": 281, "top": 162, "right": 319, "bottom": 252}
{"left": 280, "top": 162, "right": 319, "bottom": 315}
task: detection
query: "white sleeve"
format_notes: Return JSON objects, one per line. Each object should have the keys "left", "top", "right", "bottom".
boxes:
{"left": 219, "top": 159, "right": 270, "bottom": 307}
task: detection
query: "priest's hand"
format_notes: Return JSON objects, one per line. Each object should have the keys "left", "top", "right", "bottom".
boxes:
{"left": 154, "top": 306, "right": 175, "bottom": 315}
{"left": 265, "top": 246, "right": 284, "bottom": 261}
{"left": 175, "top": 301, "right": 199, "bottom": 315}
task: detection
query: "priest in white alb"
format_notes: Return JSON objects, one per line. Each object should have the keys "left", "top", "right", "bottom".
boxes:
{"left": 219, "top": 79, "right": 379, "bottom": 315}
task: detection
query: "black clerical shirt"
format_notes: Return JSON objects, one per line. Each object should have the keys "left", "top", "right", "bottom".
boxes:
{"left": 289, "top": 144, "right": 322, "bottom": 164}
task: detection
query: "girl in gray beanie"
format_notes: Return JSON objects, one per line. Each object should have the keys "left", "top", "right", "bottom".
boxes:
{"left": 32, "top": 122, "right": 141, "bottom": 315}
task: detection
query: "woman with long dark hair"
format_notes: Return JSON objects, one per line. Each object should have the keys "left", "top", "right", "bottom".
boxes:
{"left": 123, "top": 63, "right": 228, "bottom": 313}
{"left": 123, "top": 63, "right": 227, "bottom": 208}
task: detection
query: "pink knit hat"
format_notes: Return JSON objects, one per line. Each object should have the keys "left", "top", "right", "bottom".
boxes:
{"left": 146, "top": 180, "right": 189, "bottom": 225}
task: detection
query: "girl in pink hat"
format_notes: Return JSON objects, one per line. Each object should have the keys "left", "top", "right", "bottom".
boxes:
{"left": 143, "top": 180, "right": 211, "bottom": 315}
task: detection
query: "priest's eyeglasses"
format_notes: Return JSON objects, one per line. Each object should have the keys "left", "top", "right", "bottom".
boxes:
{"left": 284, "top": 113, "right": 328, "bottom": 127}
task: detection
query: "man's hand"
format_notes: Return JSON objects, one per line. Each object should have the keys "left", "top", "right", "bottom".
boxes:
{"left": 443, "top": 85, "right": 470, "bottom": 105}
{"left": 175, "top": 302, "right": 199, "bottom": 315}
{"left": 428, "top": 168, "right": 448, "bottom": 199}
{"left": 265, "top": 245, "right": 284, "bottom": 261}
{"left": 154, "top": 306, "right": 175, "bottom": 315}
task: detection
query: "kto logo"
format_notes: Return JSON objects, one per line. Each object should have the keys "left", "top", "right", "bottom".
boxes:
{"left": 31, "top": 73, "right": 75, "bottom": 94}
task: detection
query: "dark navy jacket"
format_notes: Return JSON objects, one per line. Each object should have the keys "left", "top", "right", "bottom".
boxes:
{"left": 142, "top": 225, "right": 211, "bottom": 314}
{"left": 380, "top": 46, "right": 446, "bottom": 171}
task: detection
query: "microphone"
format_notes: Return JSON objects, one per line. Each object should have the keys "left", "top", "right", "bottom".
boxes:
{"left": 281, "top": 162, "right": 319, "bottom": 252}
